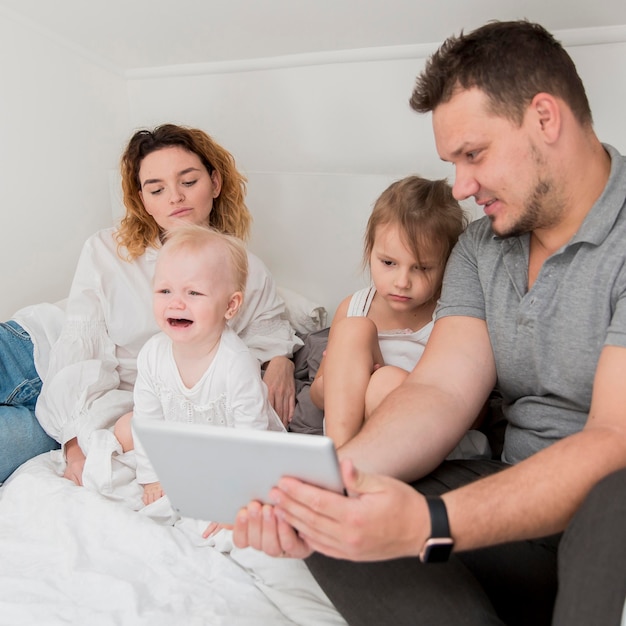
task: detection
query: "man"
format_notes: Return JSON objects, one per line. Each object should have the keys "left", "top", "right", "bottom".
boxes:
{"left": 233, "top": 20, "right": 626, "bottom": 625}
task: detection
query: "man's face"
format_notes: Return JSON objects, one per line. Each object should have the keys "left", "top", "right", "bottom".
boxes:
{"left": 432, "top": 88, "right": 559, "bottom": 238}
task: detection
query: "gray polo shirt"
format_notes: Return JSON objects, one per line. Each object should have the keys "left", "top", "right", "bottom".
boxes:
{"left": 436, "top": 144, "right": 626, "bottom": 464}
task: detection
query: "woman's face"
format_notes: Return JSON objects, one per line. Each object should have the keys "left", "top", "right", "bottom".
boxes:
{"left": 138, "top": 146, "right": 221, "bottom": 232}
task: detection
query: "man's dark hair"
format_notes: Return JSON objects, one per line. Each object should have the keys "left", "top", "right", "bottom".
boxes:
{"left": 410, "top": 20, "right": 592, "bottom": 126}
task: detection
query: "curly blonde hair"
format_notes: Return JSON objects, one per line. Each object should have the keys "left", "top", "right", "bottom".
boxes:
{"left": 116, "top": 124, "right": 251, "bottom": 260}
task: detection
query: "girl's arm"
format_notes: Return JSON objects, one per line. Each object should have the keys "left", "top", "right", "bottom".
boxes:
{"left": 310, "top": 296, "right": 351, "bottom": 409}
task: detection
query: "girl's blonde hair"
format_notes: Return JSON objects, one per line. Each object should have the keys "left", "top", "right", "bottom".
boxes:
{"left": 116, "top": 124, "right": 251, "bottom": 260}
{"left": 364, "top": 175, "right": 468, "bottom": 277}
{"left": 160, "top": 224, "right": 248, "bottom": 294}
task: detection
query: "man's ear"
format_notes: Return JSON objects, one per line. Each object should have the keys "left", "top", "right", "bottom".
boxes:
{"left": 225, "top": 291, "right": 243, "bottom": 320}
{"left": 530, "top": 92, "right": 561, "bottom": 144}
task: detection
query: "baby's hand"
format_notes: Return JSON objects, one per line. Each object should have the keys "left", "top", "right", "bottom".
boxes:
{"left": 202, "top": 522, "right": 233, "bottom": 539}
{"left": 142, "top": 481, "right": 164, "bottom": 505}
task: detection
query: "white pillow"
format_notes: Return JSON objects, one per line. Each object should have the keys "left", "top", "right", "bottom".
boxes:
{"left": 277, "top": 287, "right": 328, "bottom": 335}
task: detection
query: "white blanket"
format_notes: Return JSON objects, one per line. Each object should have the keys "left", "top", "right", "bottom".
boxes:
{"left": 0, "top": 440, "right": 345, "bottom": 626}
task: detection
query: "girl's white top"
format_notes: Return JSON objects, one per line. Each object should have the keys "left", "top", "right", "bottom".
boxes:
{"left": 347, "top": 286, "right": 433, "bottom": 372}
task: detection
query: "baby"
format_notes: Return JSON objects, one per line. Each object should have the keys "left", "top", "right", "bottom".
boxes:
{"left": 114, "top": 224, "right": 284, "bottom": 505}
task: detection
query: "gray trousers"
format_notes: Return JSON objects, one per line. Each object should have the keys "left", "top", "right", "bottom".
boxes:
{"left": 306, "top": 462, "right": 626, "bottom": 626}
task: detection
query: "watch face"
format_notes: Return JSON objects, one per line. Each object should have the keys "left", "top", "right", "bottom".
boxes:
{"left": 420, "top": 537, "right": 454, "bottom": 563}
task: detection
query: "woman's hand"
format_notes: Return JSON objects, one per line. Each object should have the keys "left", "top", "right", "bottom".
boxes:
{"left": 63, "top": 437, "right": 86, "bottom": 486}
{"left": 263, "top": 356, "right": 296, "bottom": 426}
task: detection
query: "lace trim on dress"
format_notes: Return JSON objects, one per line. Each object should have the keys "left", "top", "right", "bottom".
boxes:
{"left": 154, "top": 382, "right": 235, "bottom": 427}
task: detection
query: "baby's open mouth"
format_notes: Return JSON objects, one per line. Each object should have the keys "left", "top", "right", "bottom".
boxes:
{"left": 168, "top": 318, "right": 193, "bottom": 327}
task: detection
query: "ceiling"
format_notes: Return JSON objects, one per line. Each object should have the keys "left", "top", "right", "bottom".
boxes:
{"left": 1, "top": 0, "right": 626, "bottom": 72}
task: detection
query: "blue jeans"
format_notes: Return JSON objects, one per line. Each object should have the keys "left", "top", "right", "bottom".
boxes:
{"left": 0, "top": 320, "right": 60, "bottom": 483}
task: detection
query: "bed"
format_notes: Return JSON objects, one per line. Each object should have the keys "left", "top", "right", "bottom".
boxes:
{"left": 0, "top": 172, "right": 407, "bottom": 624}
{"left": 0, "top": 450, "right": 347, "bottom": 625}
{"left": 0, "top": 289, "right": 345, "bottom": 626}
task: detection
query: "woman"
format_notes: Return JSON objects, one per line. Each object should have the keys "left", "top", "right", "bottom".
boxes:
{"left": 2, "top": 124, "right": 300, "bottom": 484}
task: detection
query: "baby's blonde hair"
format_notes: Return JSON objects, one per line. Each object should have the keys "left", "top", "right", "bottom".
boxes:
{"left": 160, "top": 224, "right": 248, "bottom": 294}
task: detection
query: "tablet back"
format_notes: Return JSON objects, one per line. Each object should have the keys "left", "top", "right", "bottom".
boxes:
{"left": 132, "top": 420, "right": 344, "bottom": 523}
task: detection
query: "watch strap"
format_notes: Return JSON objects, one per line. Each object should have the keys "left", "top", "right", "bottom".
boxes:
{"left": 426, "top": 495, "right": 450, "bottom": 538}
{"left": 419, "top": 495, "right": 454, "bottom": 563}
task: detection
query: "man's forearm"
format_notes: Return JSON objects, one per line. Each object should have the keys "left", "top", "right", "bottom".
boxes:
{"left": 444, "top": 427, "right": 626, "bottom": 552}
{"left": 339, "top": 380, "right": 479, "bottom": 481}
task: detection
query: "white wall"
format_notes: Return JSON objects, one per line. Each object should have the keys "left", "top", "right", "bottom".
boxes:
{"left": 2, "top": 19, "right": 626, "bottom": 320}
{"left": 569, "top": 42, "right": 626, "bottom": 149}
{"left": 126, "top": 38, "right": 626, "bottom": 315}
{"left": 127, "top": 41, "right": 626, "bottom": 178}
{"left": 0, "top": 10, "right": 129, "bottom": 319}
{"left": 126, "top": 57, "right": 441, "bottom": 317}
{"left": 127, "top": 58, "right": 437, "bottom": 177}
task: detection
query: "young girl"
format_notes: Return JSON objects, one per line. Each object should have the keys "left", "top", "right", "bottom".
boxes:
{"left": 310, "top": 176, "right": 470, "bottom": 448}
{"left": 114, "top": 224, "right": 284, "bottom": 505}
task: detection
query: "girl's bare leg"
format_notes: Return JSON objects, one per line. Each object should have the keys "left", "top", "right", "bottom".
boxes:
{"left": 318, "top": 317, "right": 384, "bottom": 447}
{"left": 364, "top": 365, "right": 409, "bottom": 419}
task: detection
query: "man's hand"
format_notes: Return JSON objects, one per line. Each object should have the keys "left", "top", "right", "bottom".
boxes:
{"left": 272, "top": 459, "right": 430, "bottom": 561}
{"left": 233, "top": 460, "right": 430, "bottom": 562}
{"left": 63, "top": 437, "right": 86, "bottom": 486}
{"left": 232, "top": 500, "right": 314, "bottom": 559}
{"left": 263, "top": 356, "right": 296, "bottom": 426}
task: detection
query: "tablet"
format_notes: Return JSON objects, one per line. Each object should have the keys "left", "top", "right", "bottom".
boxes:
{"left": 132, "top": 420, "right": 344, "bottom": 523}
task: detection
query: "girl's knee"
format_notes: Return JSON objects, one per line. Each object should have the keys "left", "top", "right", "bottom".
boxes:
{"left": 332, "top": 316, "right": 378, "bottom": 344}
{"left": 365, "top": 366, "right": 409, "bottom": 417}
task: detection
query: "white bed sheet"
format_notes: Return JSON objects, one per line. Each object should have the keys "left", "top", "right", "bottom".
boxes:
{"left": 0, "top": 435, "right": 346, "bottom": 626}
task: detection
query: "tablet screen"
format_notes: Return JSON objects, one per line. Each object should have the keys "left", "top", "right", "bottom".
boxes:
{"left": 133, "top": 420, "right": 344, "bottom": 523}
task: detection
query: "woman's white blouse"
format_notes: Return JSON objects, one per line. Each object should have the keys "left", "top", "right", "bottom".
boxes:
{"left": 34, "top": 227, "right": 299, "bottom": 450}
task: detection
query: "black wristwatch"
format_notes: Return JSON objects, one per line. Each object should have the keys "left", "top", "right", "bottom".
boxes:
{"left": 419, "top": 495, "right": 454, "bottom": 563}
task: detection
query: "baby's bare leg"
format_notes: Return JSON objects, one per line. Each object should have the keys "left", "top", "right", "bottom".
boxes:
{"left": 113, "top": 411, "right": 135, "bottom": 452}
{"left": 321, "top": 317, "right": 384, "bottom": 447}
